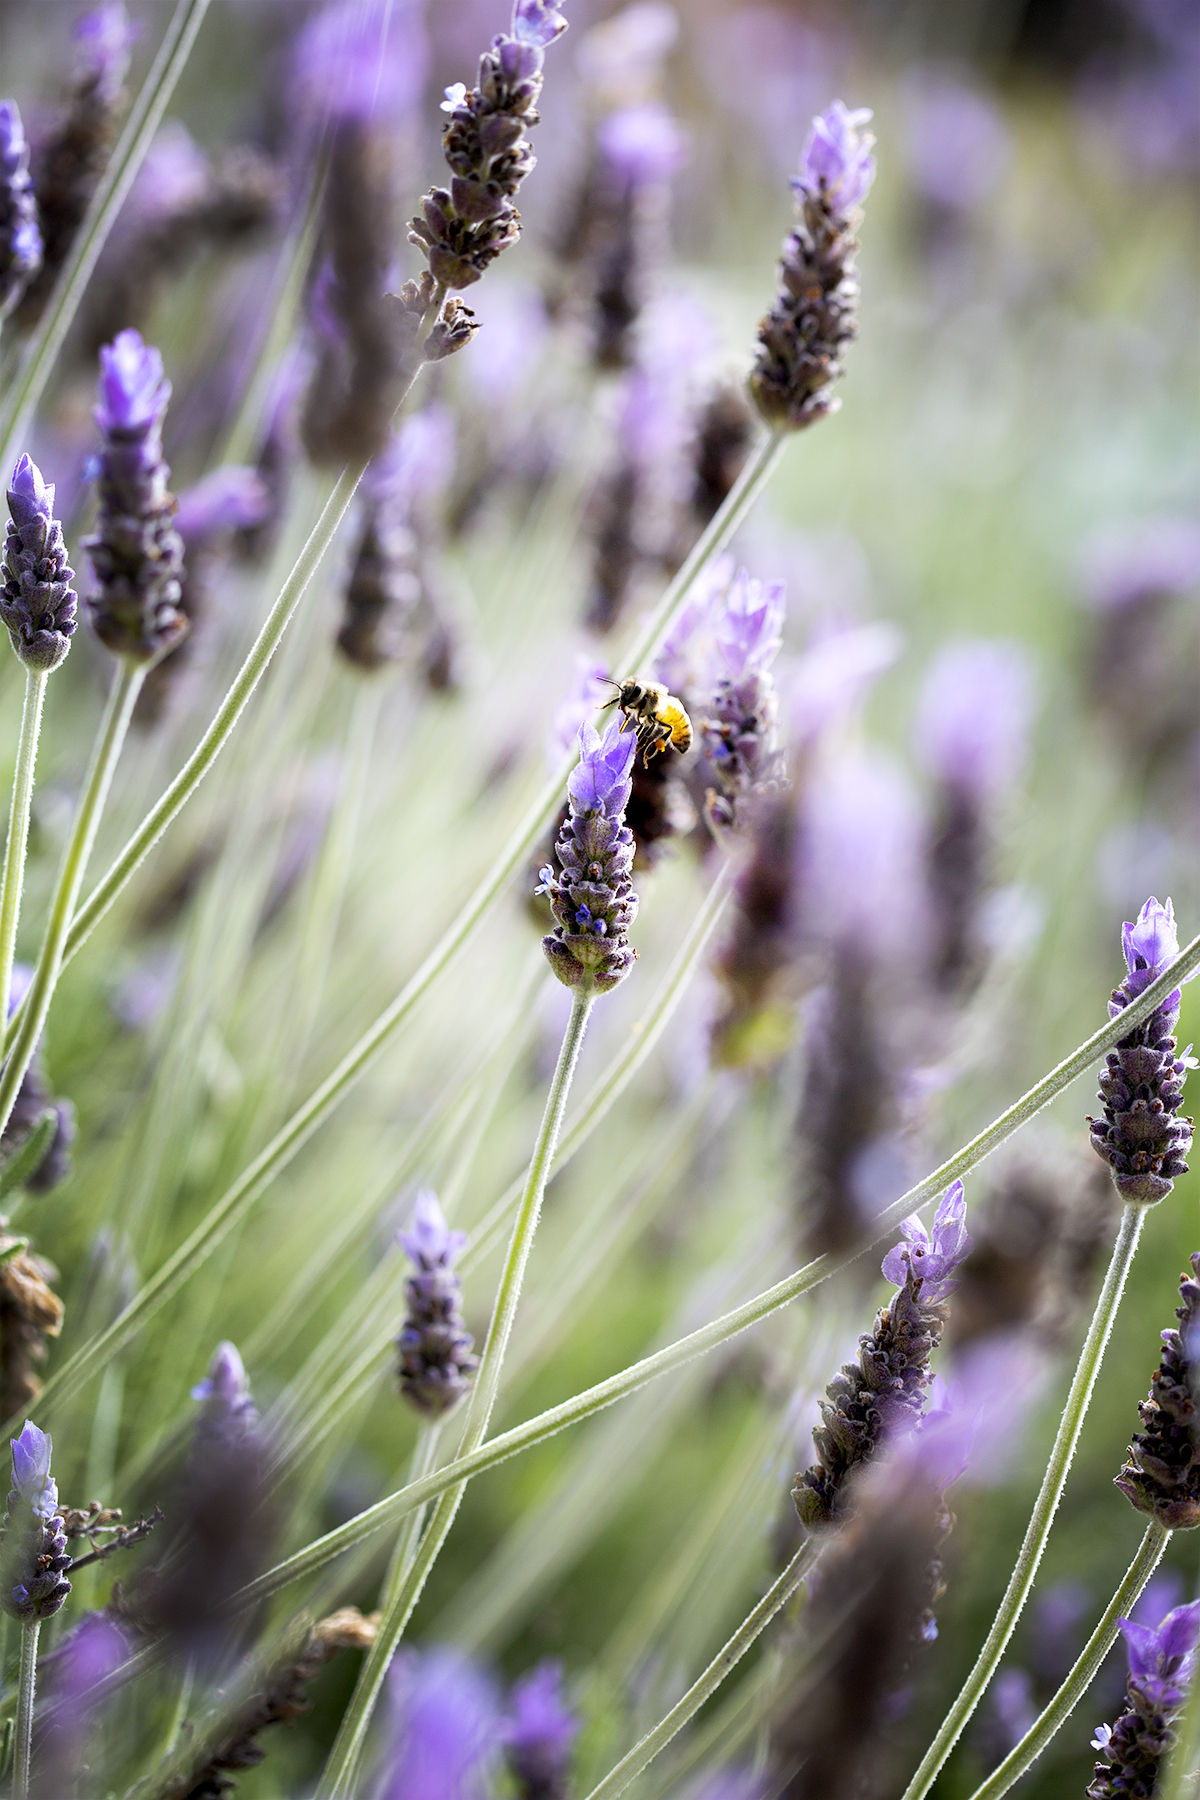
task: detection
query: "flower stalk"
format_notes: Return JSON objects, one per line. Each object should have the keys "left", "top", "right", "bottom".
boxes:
{"left": 0, "top": 671, "right": 46, "bottom": 1035}
{"left": 13, "top": 1616, "right": 40, "bottom": 1800}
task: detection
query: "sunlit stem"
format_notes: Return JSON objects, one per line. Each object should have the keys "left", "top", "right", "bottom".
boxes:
{"left": 314, "top": 987, "right": 595, "bottom": 1800}
{"left": 898, "top": 1201, "right": 1147, "bottom": 1800}
{"left": 0, "top": 670, "right": 47, "bottom": 1032}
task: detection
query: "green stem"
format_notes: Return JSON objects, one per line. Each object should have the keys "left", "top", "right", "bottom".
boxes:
{"left": 583, "top": 1537, "right": 821, "bottom": 1800}
{"left": 899, "top": 1201, "right": 1147, "bottom": 1800}
{"left": 0, "top": 661, "right": 143, "bottom": 1144}
{"left": 0, "top": 670, "right": 46, "bottom": 1032}
{"left": 966, "top": 1520, "right": 1170, "bottom": 1800}
{"left": 316, "top": 988, "right": 595, "bottom": 1800}
{"left": 12, "top": 1617, "right": 39, "bottom": 1800}
{"left": 0, "top": 0, "right": 213, "bottom": 469}
{"left": 232, "top": 953, "right": 1196, "bottom": 1609}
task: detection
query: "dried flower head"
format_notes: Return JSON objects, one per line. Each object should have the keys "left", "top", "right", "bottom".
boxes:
{"left": 1088, "top": 897, "right": 1194, "bottom": 1204}
{"left": 750, "top": 101, "right": 875, "bottom": 431}
{"left": 1088, "top": 1601, "right": 1200, "bottom": 1798}
{"left": 396, "top": 1191, "right": 479, "bottom": 1418}
{"left": 539, "top": 720, "right": 640, "bottom": 994}
{"left": 1, "top": 455, "right": 78, "bottom": 672}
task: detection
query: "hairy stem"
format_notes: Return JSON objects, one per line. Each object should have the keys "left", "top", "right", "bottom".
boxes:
{"left": 12, "top": 1617, "right": 39, "bottom": 1800}
{"left": 583, "top": 1536, "right": 821, "bottom": 1800}
{"left": 315, "top": 988, "right": 595, "bottom": 1798}
{"left": 966, "top": 1519, "right": 1170, "bottom": 1800}
{"left": 235, "top": 949, "right": 1196, "bottom": 1609}
{"left": 0, "top": 0, "right": 213, "bottom": 469}
{"left": 0, "top": 670, "right": 47, "bottom": 1032}
{"left": 899, "top": 1201, "right": 1147, "bottom": 1800}
{"left": 0, "top": 661, "right": 143, "bottom": 1144}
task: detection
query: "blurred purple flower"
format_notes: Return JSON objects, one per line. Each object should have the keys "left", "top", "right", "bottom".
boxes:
{"left": 512, "top": 0, "right": 569, "bottom": 50}
{"left": 794, "top": 99, "right": 876, "bottom": 213}
{"left": 400, "top": 1189, "right": 467, "bottom": 1271}
{"left": 120, "top": 122, "right": 210, "bottom": 229}
{"left": 566, "top": 718, "right": 637, "bottom": 814}
{"left": 576, "top": 3, "right": 679, "bottom": 106}
{"left": 94, "top": 327, "right": 170, "bottom": 435}
{"left": 549, "top": 656, "right": 611, "bottom": 763}
{"left": 916, "top": 1331, "right": 1047, "bottom": 1490}
{"left": 797, "top": 749, "right": 927, "bottom": 960}
{"left": 882, "top": 1181, "right": 971, "bottom": 1304}
{"left": 598, "top": 102, "right": 688, "bottom": 187}
{"left": 902, "top": 76, "right": 1011, "bottom": 211}
{"left": 366, "top": 405, "right": 457, "bottom": 513}
{"left": 396, "top": 1191, "right": 477, "bottom": 1418}
{"left": 652, "top": 553, "right": 733, "bottom": 695}
{"left": 989, "top": 1668, "right": 1037, "bottom": 1753}
{"left": 381, "top": 1650, "right": 502, "bottom": 1800}
{"left": 710, "top": 570, "right": 785, "bottom": 681}
{"left": 1077, "top": 516, "right": 1200, "bottom": 612}
{"left": 74, "top": 3, "right": 137, "bottom": 106}
{"left": 39, "top": 1609, "right": 129, "bottom": 1785}
{"left": 0, "top": 101, "right": 43, "bottom": 317}
{"left": 174, "top": 466, "right": 270, "bottom": 545}
{"left": 190, "top": 1340, "right": 259, "bottom": 1448}
{"left": 915, "top": 639, "right": 1034, "bottom": 797}
{"left": 784, "top": 621, "right": 902, "bottom": 754}
{"left": 291, "top": 0, "right": 429, "bottom": 127}
{"left": 504, "top": 1660, "right": 579, "bottom": 1797}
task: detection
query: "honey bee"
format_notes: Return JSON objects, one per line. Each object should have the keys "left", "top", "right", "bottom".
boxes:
{"left": 600, "top": 677, "right": 693, "bottom": 765}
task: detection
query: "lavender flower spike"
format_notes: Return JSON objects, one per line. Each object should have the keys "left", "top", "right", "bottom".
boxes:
{"left": 1088, "top": 1600, "right": 1200, "bottom": 1798}
{"left": 793, "top": 1181, "right": 972, "bottom": 1530}
{"left": 750, "top": 101, "right": 875, "bottom": 432}
{"left": 538, "top": 719, "right": 639, "bottom": 994}
{"left": 396, "top": 1190, "right": 479, "bottom": 1418}
{"left": 0, "top": 1421, "right": 71, "bottom": 1620}
{"left": 505, "top": 1661, "right": 580, "bottom": 1800}
{"left": 409, "top": 0, "right": 568, "bottom": 296}
{"left": 0, "top": 101, "right": 42, "bottom": 319}
{"left": 1088, "top": 897, "right": 1194, "bottom": 1204}
{"left": 700, "top": 569, "right": 786, "bottom": 832}
{"left": 83, "top": 329, "right": 187, "bottom": 665}
{"left": 1, "top": 455, "right": 78, "bottom": 672}
{"left": 1114, "top": 1254, "right": 1200, "bottom": 1528}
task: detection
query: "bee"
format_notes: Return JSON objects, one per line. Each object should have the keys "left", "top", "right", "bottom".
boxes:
{"left": 600, "top": 677, "right": 693, "bottom": 765}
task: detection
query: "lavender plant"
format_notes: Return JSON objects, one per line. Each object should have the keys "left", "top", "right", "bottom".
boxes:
{"left": 1088, "top": 1603, "right": 1200, "bottom": 1798}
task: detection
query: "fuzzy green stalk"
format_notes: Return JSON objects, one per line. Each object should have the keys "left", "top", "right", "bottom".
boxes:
{"left": 966, "top": 1519, "right": 1171, "bottom": 1800}
{"left": 9, "top": 441, "right": 785, "bottom": 1426}
{"left": 584, "top": 1537, "right": 822, "bottom": 1800}
{"left": 315, "top": 988, "right": 596, "bottom": 1799}
{"left": 0, "top": 670, "right": 47, "bottom": 1031}
{"left": 235, "top": 949, "right": 1198, "bottom": 1610}
{"left": 13, "top": 1617, "right": 40, "bottom": 1800}
{"left": 0, "top": 0, "right": 213, "bottom": 469}
{"left": 899, "top": 1201, "right": 1147, "bottom": 1800}
{"left": 0, "top": 660, "right": 143, "bottom": 1144}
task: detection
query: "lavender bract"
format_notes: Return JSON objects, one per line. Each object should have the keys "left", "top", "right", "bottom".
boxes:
{"left": 1088, "top": 1601, "right": 1200, "bottom": 1798}
{"left": 539, "top": 720, "right": 639, "bottom": 994}
{"left": 0, "top": 1421, "right": 71, "bottom": 1620}
{"left": 0, "top": 101, "right": 42, "bottom": 320}
{"left": 83, "top": 330, "right": 187, "bottom": 665}
{"left": 750, "top": 101, "right": 875, "bottom": 431}
{"left": 1088, "top": 897, "right": 1194, "bottom": 1204}
{"left": 1114, "top": 1254, "right": 1200, "bottom": 1529}
{"left": 396, "top": 1190, "right": 478, "bottom": 1418}
{"left": 504, "top": 1660, "right": 579, "bottom": 1800}
{"left": 1, "top": 455, "right": 78, "bottom": 672}
{"left": 792, "top": 1182, "right": 972, "bottom": 1529}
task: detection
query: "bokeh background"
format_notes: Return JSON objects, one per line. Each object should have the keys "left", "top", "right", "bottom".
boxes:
{"left": 0, "top": 0, "right": 1196, "bottom": 1793}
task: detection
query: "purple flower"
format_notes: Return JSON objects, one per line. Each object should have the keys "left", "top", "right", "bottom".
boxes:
{"left": 399, "top": 1189, "right": 467, "bottom": 1270}
{"left": 9, "top": 1421, "right": 56, "bottom": 1517}
{"left": 512, "top": 0, "right": 569, "bottom": 50}
{"left": 784, "top": 621, "right": 902, "bottom": 753}
{"left": 566, "top": 718, "right": 637, "bottom": 814}
{"left": 794, "top": 100, "right": 876, "bottom": 214}
{"left": 797, "top": 749, "right": 928, "bottom": 961}
{"left": 1120, "top": 895, "right": 1183, "bottom": 1001}
{"left": 915, "top": 1331, "right": 1046, "bottom": 1490}
{"left": 190, "top": 1340, "right": 259, "bottom": 1446}
{"left": 94, "top": 328, "right": 171, "bottom": 436}
{"left": 291, "top": 0, "right": 430, "bottom": 126}
{"left": 902, "top": 77, "right": 1011, "bottom": 212}
{"left": 38, "top": 1610, "right": 129, "bottom": 1786}
{"left": 915, "top": 639, "right": 1034, "bottom": 797}
{"left": 381, "top": 1650, "right": 502, "bottom": 1800}
{"left": 0, "top": 100, "right": 43, "bottom": 318}
{"left": 504, "top": 1660, "right": 579, "bottom": 1798}
{"left": 576, "top": 4, "right": 678, "bottom": 105}
{"left": 1090, "top": 1600, "right": 1200, "bottom": 1795}
{"left": 882, "top": 1181, "right": 972, "bottom": 1303}
{"left": 174, "top": 465, "right": 270, "bottom": 545}
{"left": 74, "top": 3, "right": 137, "bottom": 106}
{"left": 1077, "top": 516, "right": 1200, "bottom": 613}
{"left": 365, "top": 405, "right": 457, "bottom": 513}
{"left": 598, "top": 102, "right": 688, "bottom": 187}
{"left": 549, "top": 656, "right": 611, "bottom": 763}
{"left": 396, "top": 1192, "right": 477, "bottom": 1418}
{"left": 2, "top": 454, "right": 79, "bottom": 672}
{"left": 1120, "top": 1602, "right": 1200, "bottom": 1708}
{"left": 652, "top": 554, "right": 733, "bottom": 696}
{"left": 710, "top": 569, "right": 785, "bottom": 681}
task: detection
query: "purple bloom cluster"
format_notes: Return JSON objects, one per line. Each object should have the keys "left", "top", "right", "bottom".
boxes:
{"left": 539, "top": 720, "right": 639, "bottom": 994}
{"left": 0, "top": 1421, "right": 71, "bottom": 1620}
{"left": 83, "top": 329, "right": 188, "bottom": 665}
{"left": 504, "top": 1660, "right": 579, "bottom": 1799}
{"left": 598, "top": 102, "right": 687, "bottom": 189}
{"left": 1115, "top": 1254, "right": 1200, "bottom": 1528}
{"left": 1088, "top": 897, "right": 1194, "bottom": 1204}
{"left": 0, "top": 100, "right": 43, "bottom": 319}
{"left": 290, "top": 0, "right": 429, "bottom": 127}
{"left": 700, "top": 569, "right": 786, "bottom": 832}
{"left": 793, "top": 1182, "right": 973, "bottom": 1529}
{"left": 396, "top": 1190, "right": 479, "bottom": 1419}
{"left": 381, "top": 1650, "right": 501, "bottom": 1800}
{"left": 410, "top": 0, "right": 567, "bottom": 293}
{"left": 1089, "top": 1600, "right": 1200, "bottom": 1798}
{"left": 750, "top": 101, "right": 875, "bottom": 431}
{"left": 1, "top": 455, "right": 78, "bottom": 672}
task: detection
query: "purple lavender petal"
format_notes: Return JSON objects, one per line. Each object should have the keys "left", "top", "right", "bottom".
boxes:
{"left": 794, "top": 99, "right": 876, "bottom": 212}
{"left": 9, "top": 1421, "right": 56, "bottom": 1516}
{"left": 291, "top": 0, "right": 430, "bottom": 126}
{"left": 710, "top": 569, "right": 786, "bottom": 682}
{"left": 174, "top": 465, "right": 270, "bottom": 544}
{"left": 566, "top": 718, "right": 637, "bottom": 814}
{"left": 914, "top": 638, "right": 1034, "bottom": 796}
{"left": 398, "top": 1189, "right": 466, "bottom": 1271}
{"left": 381, "top": 1650, "right": 502, "bottom": 1800}
{"left": 512, "top": 0, "right": 569, "bottom": 50}
{"left": 598, "top": 102, "right": 688, "bottom": 187}
{"left": 94, "top": 328, "right": 171, "bottom": 436}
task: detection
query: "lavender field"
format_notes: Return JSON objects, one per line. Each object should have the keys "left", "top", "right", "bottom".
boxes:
{"left": 0, "top": 0, "right": 1196, "bottom": 1795}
